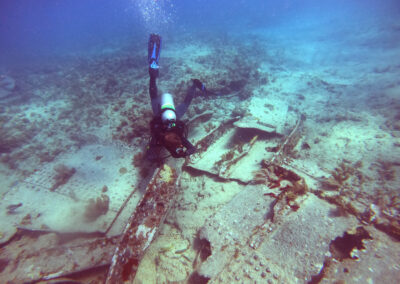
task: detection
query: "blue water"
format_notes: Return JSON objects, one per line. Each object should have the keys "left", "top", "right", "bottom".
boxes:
{"left": 1, "top": 0, "right": 399, "bottom": 66}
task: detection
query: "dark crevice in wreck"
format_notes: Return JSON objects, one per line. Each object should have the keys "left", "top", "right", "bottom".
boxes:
{"left": 199, "top": 239, "right": 212, "bottom": 262}
{"left": 308, "top": 258, "right": 331, "bottom": 284}
{"left": 40, "top": 263, "right": 110, "bottom": 283}
{"left": 329, "top": 226, "right": 372, "bottom": 261}
{"left": 188, "top": 238, "right": 212, "bottom": 284}
{"left": 308, "top": 226, "right": 373, "bottom": 283}
{"left": 188, "top": 271, "right": 210, "bottom": 284}
{"left": 375, "top": 222, "right": 400, "bottom": 242}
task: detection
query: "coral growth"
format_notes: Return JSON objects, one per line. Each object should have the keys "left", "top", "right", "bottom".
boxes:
{"left": 255, "top": 160, "right": 308, "bottom": 211}
{"left": 331, "top": 161, "right": 354, "bottom": 185}
{"left": 214, "top": 150, "right": 236, "bottom": 169}
{"left": 20, "top": 214, "right": 32, "bottom": 226}
{"left": 373, "top": 187, "right": 400, "bottom": 240}
{"left": 316, "top": 160, "right": 367, "bottom": 219}
{"left": 315, "top": 159, "right": 379, "bottom": 223}
{"left": 204, "top": 122, "right": 216, "bottom": 133}
{"left": 213, "top": 135, "right": 258, "bottom": 175}
{"left": 377, "top": 160, "right": 396, "bottom": 181}
{"left": 132, "top": 152, "right": 151, "bottom": 178}
{"left": 113, "top": 107, "right": 152, "bottom": 144}
{"left": 50, "top": 164, "right": 76, "bottom": 192}
{"left": 321, "top": 160, "right": 364, "bottom": 192}
{"left": 374, "top": 188, "right": 400, "bottom": 215}
{"left": 84, "top": 194, "right": 110, "bottom": 222}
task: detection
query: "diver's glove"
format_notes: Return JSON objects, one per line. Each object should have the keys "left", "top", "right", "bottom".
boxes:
{"left": 184, "top": 146, "right": 196, "bottom": 156}
{"left": 175, "top": 146, "right": 195, "bottom": 157}
{"left": 175, "top": 146, "right": 185, "bottom": 156}
{"left": 192, "top": 79, "right": 207, "bottom": 95}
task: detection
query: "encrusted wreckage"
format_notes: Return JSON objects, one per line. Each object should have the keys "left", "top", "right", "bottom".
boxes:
{"left": 105, "top": 164, "right": 178, "bottom": 283}
{"left": 2, "top": 109, "right": 399, "bottom": 283}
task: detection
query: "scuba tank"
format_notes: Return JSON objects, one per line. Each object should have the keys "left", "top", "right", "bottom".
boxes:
{"left": 160, "top": 93, "right": 176, "bottom": 126}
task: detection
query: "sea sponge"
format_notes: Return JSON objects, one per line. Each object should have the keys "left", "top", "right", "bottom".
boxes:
{"left": 84, "top": 194, "right": 110, "bottom": 222}
{"left": 159, "top": 164, "right": 176, "bottom": 184}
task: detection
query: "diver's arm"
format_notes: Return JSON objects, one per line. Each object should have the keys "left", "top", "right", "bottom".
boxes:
{"left": 181, "top": 137, "right": 196, "bottom": 156}
{"left": 175, "top": 84, "right": 196, "bottom": 119}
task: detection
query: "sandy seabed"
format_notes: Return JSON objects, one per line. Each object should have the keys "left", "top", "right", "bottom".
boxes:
{"left": 1, "top": 18, "right": 400, "bottom": 284}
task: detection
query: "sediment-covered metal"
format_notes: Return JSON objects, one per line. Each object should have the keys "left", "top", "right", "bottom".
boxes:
{"left": 105, "top": 164, "right": 177, "bottom": 283}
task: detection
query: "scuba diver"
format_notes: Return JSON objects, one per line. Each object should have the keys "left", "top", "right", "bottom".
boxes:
{"left": 146, "top": 34, "right": 208, "bottom": 162}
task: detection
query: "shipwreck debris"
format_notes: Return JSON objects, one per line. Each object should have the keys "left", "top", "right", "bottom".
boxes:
{"left": 0, "top": 227, "right": 117, "bottom": 283}
{"left": 233, "top": 115, "right": 277, "bottom": 133}
{"left": 271, "top": 113, "right": 305, "bottom": 165}
{"left": 214, "top": 134, "right": 259, "bottom": 177}
{"left": 185, "top": 117, "right": 262, "bottom": 182}
{"left": 254, "top": 160, "right": 308, "bottom": 217}
{"left": 105, "top": 164, "right": 178, "bottom": 283}
{"left": 193, "top": 117, "right": 239, "bottom": 155}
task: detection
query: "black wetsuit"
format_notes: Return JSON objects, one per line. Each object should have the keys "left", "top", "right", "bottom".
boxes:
{"left": 147, "top": 117, "right": 196, "bottom": 160}
{"left": 146, "top": 72, "right": 200, "bottom": 161}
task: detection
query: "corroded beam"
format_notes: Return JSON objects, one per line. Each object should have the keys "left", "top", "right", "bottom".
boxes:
{"left": 105, "top": 164, "right": 177, "bottom": 283}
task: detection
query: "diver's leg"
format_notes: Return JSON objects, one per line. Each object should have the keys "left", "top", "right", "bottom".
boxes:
{"left": 175, "top": 84, "right": 196, "bottom": 119}
{"left": 149, "top": 76, "right": 159, "bottom": 115}
{"left": 175, "top": 79, "right": 207, "bottom": 119}
{"left": 148, "top": 34, "right": 161, "bottom": 68}
{"left": 148, "top": 34, "right": 162, "bottom": 115}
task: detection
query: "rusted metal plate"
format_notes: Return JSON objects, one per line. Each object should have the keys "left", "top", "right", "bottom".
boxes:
{"left": 185, "top": 117, "right": 273, "bottom": 183}
{"left": 105, "top": 164, "right": 177, "bottom": 283}
{"left": 0, "top": 229, "right": 118, "bottom": 283}
{"left": 0, "top": 144, "right": 140, "bottom": 241}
